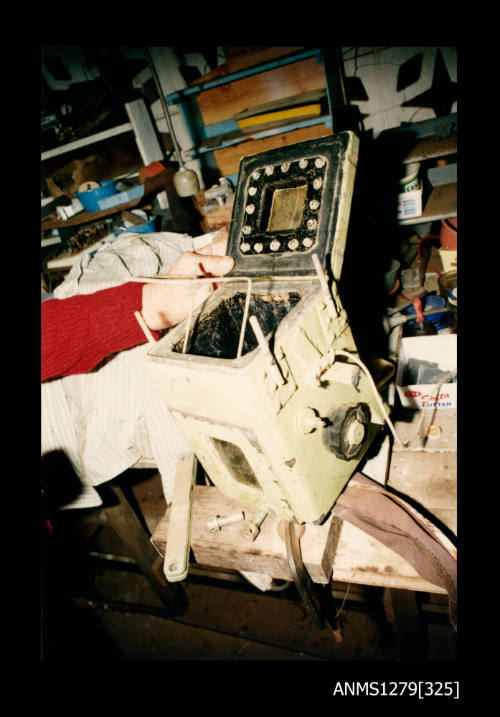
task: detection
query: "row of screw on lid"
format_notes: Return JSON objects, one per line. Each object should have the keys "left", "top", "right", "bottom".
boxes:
{"left": 241, "top": 156, "right": 326, "bottom": 254}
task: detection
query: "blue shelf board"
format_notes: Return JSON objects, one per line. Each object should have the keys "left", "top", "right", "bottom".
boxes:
{"left": 191, "top": 116, "right": 332, "bottom": 157}
{"left": 204, "top": 119, "right": 240, "bottom": 138}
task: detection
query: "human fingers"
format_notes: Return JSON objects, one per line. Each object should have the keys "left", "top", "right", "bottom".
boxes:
{"left": 141, "top": 253, "right": 234, "bottom": 331}
{"left": 169, "top": 251, "right": 234, "bottom": 278}
{"left": 197, "top": 230, "right": 228, "bottom": 256}
{"left": 142, "top": 280, "right": 211, "bottom": 331}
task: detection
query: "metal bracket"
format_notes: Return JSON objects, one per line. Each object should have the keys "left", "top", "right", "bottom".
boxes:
{"left": 280, "top": 520, "right": 324, "bottom": 629}
{"left": 164, "top": 451, "right": 197, "bottom": 582}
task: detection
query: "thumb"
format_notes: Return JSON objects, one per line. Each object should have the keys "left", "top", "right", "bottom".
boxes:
{"left": 196, "top": 254, "right": 234, "bottom": 276}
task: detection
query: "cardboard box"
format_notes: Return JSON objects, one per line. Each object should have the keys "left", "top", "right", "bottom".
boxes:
{"left": 439, "top": 247, "right": 457, "bottom": 273}
{"left": 396, "top": 335, "right": 457, "bottom": 409}
{"left": 56, "top": 197, "right": 84, "bottom": 220}
{"left": 397, "top": 186, "right": 423, "bottom": 220}
{"left": 428, "top": 163, "right": 457, "bottom": 186}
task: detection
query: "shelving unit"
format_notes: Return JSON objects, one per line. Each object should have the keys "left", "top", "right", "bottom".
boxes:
{"left": 41, "top": 169, "right": 173, "bottom": 232}
{"left": 399, "top": 182, "right": 456, "bottom": 226}
{"left": 161, "top": 49, "right": 456, "bottom": 229}
{"left": 402, "top": 132, "right": 457, "bottom": 164}
{"left": 162, "top": 48, "right": 342, "bottom": 184}
{"left": 42, "top": 50, "right": 457, "bottom": 235}
{"left": 395, "top": 113, "right": 457, "bottom": 227}
{"left": 42, "top": 98, "right": 164, "bottom": 165}
{"left": 41, "top": 97, "right": 177, "bottom": 266}
{"left": 41, "top": 122, "right": 134, "bottom": 162}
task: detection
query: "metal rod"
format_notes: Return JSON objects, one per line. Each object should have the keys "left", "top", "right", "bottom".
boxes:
{"left": 129, "top": 275, "right": 322, "bottom": 285}
{"left": 146, "top": 48, "right": 184, "bottom": 167}
{"left": 312, "top": 253, "right": 337, "bottom": 317}
{"left": 236, "top": 278, "right": 252, "bottom": 359}
{"left": 249, "top": 316, "right": 285, "bottom": 386}
{"left": 182, "top": 296, "right": 195, "bottom": 354}
{"left": 134, "top": 311, "right": 157, "bottom": 344}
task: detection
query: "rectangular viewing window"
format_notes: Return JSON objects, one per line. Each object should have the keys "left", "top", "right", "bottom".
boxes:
{"left": 211, "top": 437, "right": 261, "bottom": 489}
{"left": 266, "top": 183, "right": 307, "bottom": 231}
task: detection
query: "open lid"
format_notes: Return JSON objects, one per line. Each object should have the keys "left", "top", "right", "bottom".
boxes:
{"left": 226, "top": 131, "right": 359, "bottom": 279}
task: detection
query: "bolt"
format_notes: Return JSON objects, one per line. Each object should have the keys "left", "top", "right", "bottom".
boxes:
{"left": 240, "top": 511, "right": 268, "bottom": 541}
{"left": 207, "top": 511, "right": 245, "bottom": 533}
{"left": 296, "top": 407, "right": 325, "bottom": 434}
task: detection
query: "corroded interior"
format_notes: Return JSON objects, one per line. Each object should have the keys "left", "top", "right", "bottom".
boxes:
{"left": 172, "top": 291, "right": 302, "bottom": 359}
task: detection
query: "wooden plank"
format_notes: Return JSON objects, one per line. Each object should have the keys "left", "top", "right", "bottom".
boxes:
{"left": 151, "top": 484, "right": 446, "bottom": 593}
{"left": 392, "top": 409, "right": 457, "bottom": 453}
{"left": 190, "top": 48, "right": 306, "bottom": 86}
{"left": 163, "top": 451, "right": 197, "bottom": 582}
{"left": 213, "top": 123, "right": 332, "bottom": 177}
{"left": 197, "top": 57, "right": 326, "bottom": 126}
{"left": 403, "top": 133, "right": 457, "bottom": 164}
{"left": 125, "top": 98, "right": 164, "bottom": 166}
{"left": 103, "top": 484, "right": 187, "bottom": 614}
{"left": 234, "top": 89, "right": 326, "bottom": 120}
{"left": 387, "top": 450, "right": 457, "bottom": 535}
{"left": 197, "top": 115, "right": 328, "bottom": 154}
{"left": 41, "top": 123, "right": 133, "bottom": 161}
{"left": 331, "top": 522, "right": 446, "bottom": 594}
{"left": 421, "top": 182, "right": 457, "bottom": 220}
{"left": 151, "top": 485, "right": 339, "bottom": 584}
{"left": 399, "top": 182, "right": 456, "bottom": 226}
{"left": 189, "top": 47, "right": 305, "bottom": 86}
{"left": 237, "top": 103, "right": 322, "bottom": 129}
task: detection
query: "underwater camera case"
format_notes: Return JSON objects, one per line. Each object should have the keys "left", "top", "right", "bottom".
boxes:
{"left": 145, "top": 132, "right": 389, "bottom": 524}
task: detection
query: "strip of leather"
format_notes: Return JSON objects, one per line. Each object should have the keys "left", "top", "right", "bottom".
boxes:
{"left": 333, "top": 473, "right": 457, "bottom": 630}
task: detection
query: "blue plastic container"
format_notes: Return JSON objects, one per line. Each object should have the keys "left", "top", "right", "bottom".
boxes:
{"left": 76, "top": 180, "right": 118, "bottom": 212}
{"left": 115, "top": 218, "right": 156, "bottom": 236}
{"left": 404, "top": 294, "right": 449, "bottom": 332}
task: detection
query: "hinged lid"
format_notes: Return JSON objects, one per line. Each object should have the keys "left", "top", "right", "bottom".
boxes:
{"left": 226, "top": 131, "right": 359, "bottom": 279}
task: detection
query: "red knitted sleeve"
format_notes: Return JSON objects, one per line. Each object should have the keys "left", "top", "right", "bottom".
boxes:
{"left": 41, "top": 282, "right": 161, "bottom": 382}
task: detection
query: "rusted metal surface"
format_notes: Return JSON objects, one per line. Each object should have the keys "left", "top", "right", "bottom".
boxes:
{"left": 281, "top": 520, "right": 324, "bottom": 628}
{"left": 173, "top": 290, "right": 301, "bottom": 359}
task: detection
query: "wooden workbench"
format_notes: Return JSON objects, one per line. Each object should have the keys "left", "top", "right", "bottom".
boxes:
{"left": 146, "top": 317, "right": 456, "bottom": 598}
{"left": 145, "top": 314, "right": 456, "bottom": 597}
{"left": 150, "top": 446, "right": 456, "bottom": 596}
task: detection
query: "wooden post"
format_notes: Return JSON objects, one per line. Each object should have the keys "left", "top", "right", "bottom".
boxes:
{"left": 103, "top": 484, "right": 187, "bottom": 616}
{"left": 125, "top": 98, "right": 165, "bottom": 166}
{"left": 384, "top": 588, "right": 426, "bottom": 660}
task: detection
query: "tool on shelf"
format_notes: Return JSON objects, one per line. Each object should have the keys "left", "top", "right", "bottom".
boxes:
{"left": 403, "top": 296, "right": 437, "bottom": 337}
{"left": 146, "top": 49, "right": 200, "bottom": 198}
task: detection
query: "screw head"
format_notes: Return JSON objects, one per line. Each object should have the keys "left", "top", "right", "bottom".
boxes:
{"left": 240, "top": 522, "right": 259, "bottom": 540}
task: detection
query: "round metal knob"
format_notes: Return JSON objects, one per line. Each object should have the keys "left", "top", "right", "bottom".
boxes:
{"left": 322, "top": 404, "right": 371, "bottom": 460}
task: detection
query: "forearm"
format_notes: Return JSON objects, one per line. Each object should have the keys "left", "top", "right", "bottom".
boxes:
{"left": 41, "top": 282, "right": 160, "bottom": 382}
{"left": 41, "top": 248, "right": 234, "bottom": 382}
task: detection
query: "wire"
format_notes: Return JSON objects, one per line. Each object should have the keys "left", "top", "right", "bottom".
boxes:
{"left": 334, "top": 350, "right": 456, "bottom": 450}
{"left": 417, "top": 235, "right": 441, "bottom": 261}
{"left": 334, "top": 569, "right": 357, "bottom": 619}
{"left": 237, "top": 278, "right": 252, "bottom": 359}
{"left": 409, "top": 107, "right": 425, "bottom": 123}
{"left": 146, "top": 48, "right": 184, "bottom": 167}
{"left": 335, "top": 350, "right": 405, "bottom": 448}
